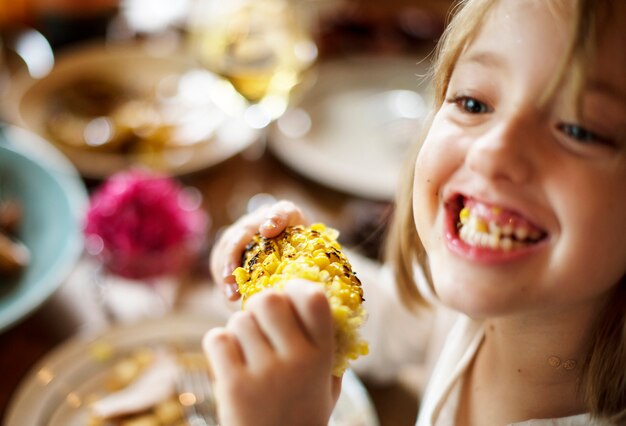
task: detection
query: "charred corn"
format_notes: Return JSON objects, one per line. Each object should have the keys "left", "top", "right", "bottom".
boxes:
{"left": 233, "top": 223, "right": 368, "bottom": 376}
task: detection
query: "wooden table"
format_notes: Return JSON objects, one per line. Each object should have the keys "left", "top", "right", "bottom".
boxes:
{"left": 0, "top": 146, "right": 418, "bottom": 425}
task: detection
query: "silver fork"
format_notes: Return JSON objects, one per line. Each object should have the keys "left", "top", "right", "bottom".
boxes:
{"left": 177, "top": 362, "right": 219, "bottom": 426}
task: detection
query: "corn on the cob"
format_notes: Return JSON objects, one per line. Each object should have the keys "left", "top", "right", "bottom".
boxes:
{"left": 233, "top": 223, "right": 368, "bottom": 376}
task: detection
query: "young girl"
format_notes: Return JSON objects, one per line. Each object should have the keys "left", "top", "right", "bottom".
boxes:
{"left": 205, "top": 0, "right": 626, "bottom": 424}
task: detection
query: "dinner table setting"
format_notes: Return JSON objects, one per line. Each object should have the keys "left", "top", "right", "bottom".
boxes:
{"left": 0, "top": 0, "right": 451, "bottom": 424}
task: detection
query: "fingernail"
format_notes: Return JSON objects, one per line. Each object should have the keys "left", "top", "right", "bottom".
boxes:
{"left": 225, "top": 283, "right": 240, "bottom": 300}
{"left": 261, "top": 219, "right": 277, "bottom": 231}
{"left": 222, "top": 262, "right": 236, "bottom": 278}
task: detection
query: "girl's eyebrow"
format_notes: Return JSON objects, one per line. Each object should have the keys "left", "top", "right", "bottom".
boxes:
{"left": 457, "top": 51, "right": 507, "bottom": 71}
{"left": 587, "top": 79, "right": 626, "bottom": 113}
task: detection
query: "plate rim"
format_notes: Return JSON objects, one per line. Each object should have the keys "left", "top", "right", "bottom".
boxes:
{"left": 0, "top": 125, "right": 88, "bottom": 333}
{"left": 7, "top": 42, "right": 261, "bottom": 178}
{"left": 5, "top": 313, "right": 379, "bottom": 426}
{"left": 3, "top": 314, "right": 217, "bottom": 425}
{"left": 268, "top": 55, "right": 432, "bottom": 201}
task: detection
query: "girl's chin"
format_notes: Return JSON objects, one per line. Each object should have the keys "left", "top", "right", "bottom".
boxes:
{"left": 430, "top": 267, "right": 525, "bottom": 318}
{"left": 437, "top": 292, "right": 512, "bottom": 319}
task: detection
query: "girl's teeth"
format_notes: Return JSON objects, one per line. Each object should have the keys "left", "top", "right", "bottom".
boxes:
{"left": 488, "top": 222, "right": 501, "bottom": 235}
{"left": 488, "top": 233, "right": 500, "bottom": 249}
{"left": 515, "top": 227, "right": 528, "bottom": 241}
{"left": 457, "top": 205, "right": 544, "bottom": 250}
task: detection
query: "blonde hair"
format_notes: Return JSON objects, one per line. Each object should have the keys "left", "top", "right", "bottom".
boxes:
{"left": 385, "top": 0, "right": 626, "bottom": 421}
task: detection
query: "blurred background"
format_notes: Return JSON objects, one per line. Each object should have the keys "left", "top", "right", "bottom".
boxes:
{"left": 0, "top": 1, "right": 453, "bottom": 425}
{"left": 1, "top": 0, "right": 453, "bottom": 254}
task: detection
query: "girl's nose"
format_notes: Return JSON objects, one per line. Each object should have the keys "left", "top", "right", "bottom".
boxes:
{"left": 465, "top": 119, "right": 534, "bottom": 185}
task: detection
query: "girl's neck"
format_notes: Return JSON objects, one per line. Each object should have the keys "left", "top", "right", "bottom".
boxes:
{"left": 482, "top": 304, "right": 597, "bottom": 385}
{"left": 458, "top": 301, "right": 605, "bottom": 426}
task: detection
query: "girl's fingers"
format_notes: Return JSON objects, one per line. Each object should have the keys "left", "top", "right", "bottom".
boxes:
{"left": 259, "top": 200, "right": 309, "bottom": 238}
{"left": 210, "top": 218, "right": 267, "bottom": 298}
{"left": 203, "top": 327, "right": 245, "bottom": 379}
{"left": 245, "top": 290, "right": 310, "bottom": 355}
{"left": 209, "top": 200, "right": 308, "bottom": 299}
{"left": 221, "top": 224, "right": 264, "bottom": 276}
{"left": 331, "top": 375, "right": 343, "bottom": 404}
{"left": 283, "top": 280, "right": 333, "bottom": 350}
{"left": 226, "top": 310, "right": 273, "bottom": 368}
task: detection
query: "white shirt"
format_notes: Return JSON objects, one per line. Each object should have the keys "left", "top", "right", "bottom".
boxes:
{"left": 418, "top": 316, "right": 607, "bottom": 426}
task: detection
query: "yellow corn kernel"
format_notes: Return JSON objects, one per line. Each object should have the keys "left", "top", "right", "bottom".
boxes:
{"left": 261, "top": 252, "right": 279, "bottom": 274}
{"left": 313, "top": 254, "right": 330, "bottom": 269}
{"left": 232, "top": 267, "right": 250, "bottom": 283}
{"left": 459, "top": 207, "right": 470, "bottom": 225}
{"left": 475, "top": 218, "right": 489, "bottom": 233}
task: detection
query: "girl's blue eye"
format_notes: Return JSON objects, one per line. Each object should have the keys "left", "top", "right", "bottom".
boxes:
{"left": 557, "top": 123, "right": 614, "bottom": 147}
{"left": 456, "top": 97, "right": 490, "bottom": 114}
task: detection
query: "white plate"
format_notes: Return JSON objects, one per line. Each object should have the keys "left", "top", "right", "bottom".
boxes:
{"left": 269, "top": 56, "right": 432, "bottom": 201}
{"left": 8, "top": 43, "right": 261, "bottom": 178}
{"left": 5, "top": 314, "right": 379, "bottom": 426}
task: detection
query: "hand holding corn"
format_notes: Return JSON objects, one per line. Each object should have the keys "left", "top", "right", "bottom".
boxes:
{"left": 205, "top": 202, "right": 363, "bottom": 425}
{"left": 234, "top": 223, "right": 369, "bottom": 376}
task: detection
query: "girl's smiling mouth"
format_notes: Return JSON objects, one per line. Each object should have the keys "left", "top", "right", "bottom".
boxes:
{"left": 444, "top": 194, "right": 548, "bottom": 263}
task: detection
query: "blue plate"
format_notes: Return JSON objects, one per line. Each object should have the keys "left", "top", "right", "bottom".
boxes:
{"left": 0, "top": 125, "right": 87, "bottom": 333}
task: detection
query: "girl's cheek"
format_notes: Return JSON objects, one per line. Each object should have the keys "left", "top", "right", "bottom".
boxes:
{"left": 415, "top": 134, "right": 445, "bottom": 191}
{"left": 413, "top": 142, "right": 441, "bottom": 228}
{"left": 414, "top": 122, "right": 464, "bottom": 224}
{"left": 424, "top": 117, "right": 468, "bottom": 180}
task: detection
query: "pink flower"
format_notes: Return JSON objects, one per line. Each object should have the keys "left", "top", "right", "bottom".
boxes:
{"left": 84, "top": 170, "right": 208, "bottom": 279}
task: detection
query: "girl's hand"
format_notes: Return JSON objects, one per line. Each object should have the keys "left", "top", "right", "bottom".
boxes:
{"left": 210, "top": 200, "right": 308, "bottom": 300}
{"left": 203, "top": 279, "right": 342, "bottom": 426}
